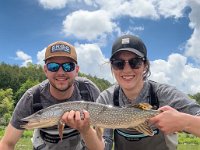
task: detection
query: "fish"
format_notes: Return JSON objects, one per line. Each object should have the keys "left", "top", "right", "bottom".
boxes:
{"left": 21, "top": 101, "right": 160, "bottom": 140}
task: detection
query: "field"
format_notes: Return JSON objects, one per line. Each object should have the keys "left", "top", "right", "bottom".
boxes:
{"left": 1, "top": 126, "right": 200, "bottom": 149}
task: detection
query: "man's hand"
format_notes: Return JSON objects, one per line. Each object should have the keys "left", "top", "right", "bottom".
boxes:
{"left": 61, "top": 110, "right": 91, "bottom": 134}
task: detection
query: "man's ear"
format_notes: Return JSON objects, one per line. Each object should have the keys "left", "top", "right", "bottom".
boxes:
{"left": 43, "top": 64, "right": 48, "bottom": 76}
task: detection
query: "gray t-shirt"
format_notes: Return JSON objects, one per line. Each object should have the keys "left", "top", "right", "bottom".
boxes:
{"left": 96, "top": 80, "right": 200, "bottom": 150}
{"left": 10, "top": 77, "right": 100, "bottom": 150}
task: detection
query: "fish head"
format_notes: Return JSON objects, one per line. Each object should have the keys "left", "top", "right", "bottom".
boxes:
{"left": 21, "top": 106, "right": 64, "bottom": 129}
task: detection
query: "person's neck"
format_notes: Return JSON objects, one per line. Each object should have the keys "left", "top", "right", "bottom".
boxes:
{"left": 50, "top": 85, "right": 74, "bottom": 101}
{"left": 123, "top": 82, "right": 144, "bottom": 101}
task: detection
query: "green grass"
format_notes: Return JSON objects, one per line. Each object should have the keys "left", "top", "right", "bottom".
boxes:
{"left": 15, "top": 138, "right": 32, "bottom": 150}
{"left": 0, "top": 126, "right": 33, "bottom": 149}
{"left": 1, "top": 126, "right": 200, "bottom": 150}
{"left": 178, "top": 132, "right": 200, "bottom": 144}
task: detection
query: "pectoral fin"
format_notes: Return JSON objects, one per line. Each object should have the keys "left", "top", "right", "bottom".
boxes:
{"left": 134, "top": 121, "right": 154, "bottom": 136}
{"left": 132, "top": 103, "right": 153, "bottom": 110}
{"left": 95, "top": 126, "right": 104, "bottom": 140}
{"left": 58, "top": 120, "right": 65, "bottom": 141}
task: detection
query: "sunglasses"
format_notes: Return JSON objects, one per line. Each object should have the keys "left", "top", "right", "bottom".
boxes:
{"left": 111, "top": 57, "right": 145, "bottom": 70}
{"left": 46, "top": 62, "right": 75, "bottom": 72}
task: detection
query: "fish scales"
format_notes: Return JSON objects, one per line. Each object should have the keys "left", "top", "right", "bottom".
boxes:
{"left": 21, "top": 101, "right": 160, "bottom": 136}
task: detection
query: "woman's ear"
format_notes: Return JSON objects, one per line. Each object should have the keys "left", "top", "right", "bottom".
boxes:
{"left": 75, "top": 65, "right": 79, "bottom": 74}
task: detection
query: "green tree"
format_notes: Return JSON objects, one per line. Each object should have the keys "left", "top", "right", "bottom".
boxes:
{"left": 189, "top": 93, "right": 200, "bottom": 104}
{"left": 0, "top": 62, "right": 46, "bottom": 94}
{"left": 78, "top": 72, "right": 112, "bottom": 91}
{"left": 14, "top": 79, "right": 40, "bottom": 106}
{"left": 0, "top": 88, "right": 14, "bottom": 125}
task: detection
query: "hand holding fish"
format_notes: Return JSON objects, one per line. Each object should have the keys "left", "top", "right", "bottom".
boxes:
{"left": 149, "top": 106, "right": 189, "bottom": 134}
{"left": 61, "top": 110, "right": 91, "bottom": 134}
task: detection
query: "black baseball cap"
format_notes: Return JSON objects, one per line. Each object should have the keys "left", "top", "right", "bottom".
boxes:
{"left": 110, "top": 35, "right": 147, "bottom": 60}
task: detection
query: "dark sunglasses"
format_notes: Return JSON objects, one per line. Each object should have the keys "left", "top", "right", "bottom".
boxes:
{"left": 111, "top": 57, "right": 145, "bottom": 70}
{"left": 46, "top": 62, "right": 76, "bottom": 72}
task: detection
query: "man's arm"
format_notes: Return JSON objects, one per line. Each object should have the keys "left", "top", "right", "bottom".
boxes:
{"left": 62, "top": 110, "right": 105, "bottom": 150}
{"left": 0, "top": 123, "right": 23, "bottom": 150}
{"left": 149, "top": 106, "right": 200, "bottom": 137}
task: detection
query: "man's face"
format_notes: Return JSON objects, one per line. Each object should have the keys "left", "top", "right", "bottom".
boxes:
{"left": 44, "top": 56, "right": 79, "bottom": 92}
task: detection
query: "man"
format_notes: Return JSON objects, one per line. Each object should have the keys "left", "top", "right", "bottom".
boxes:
{"left": 0, "top": 41, "right": 104, "bottom": 150}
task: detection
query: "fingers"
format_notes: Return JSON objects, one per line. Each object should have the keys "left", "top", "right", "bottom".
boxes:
{"left": 82, "top": 110, "right": 90, "bottom": 121}
{"left": 158, "top": 105, "right": 175, "bottom": 112}
{"left": 61, "top": 110, "right": 90, "bottom": 127}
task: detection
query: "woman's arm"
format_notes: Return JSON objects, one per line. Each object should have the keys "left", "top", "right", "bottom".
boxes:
{"left": 149, "top": 106, "right": 200, "bottom": 137}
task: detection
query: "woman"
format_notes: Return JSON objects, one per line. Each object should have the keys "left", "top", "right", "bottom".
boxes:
{"left": 96, "top": 34, "right": 200, "bottom": 150}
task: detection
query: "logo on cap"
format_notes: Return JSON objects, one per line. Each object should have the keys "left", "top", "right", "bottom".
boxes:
{"left": 122, "top": 38, "right": 130, "bottom": 44}
{"left": 51, "top": 44, "right": 70, "bottom": 53}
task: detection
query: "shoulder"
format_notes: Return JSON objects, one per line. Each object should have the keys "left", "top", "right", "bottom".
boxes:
{"left": 17, "top": 80, "right": 49, "bottom": 106}
{"left": 75, "top": 77, "right": 100, "bottom": 101}
{"left": 146, "top": 80, "right": 193, "bottom": 107}
{"left": 75, "top": 77, "right": 100, "bottom": 92}
{"left": 97, "top": 84, "right": 116, "bottom": 105}
{"left": 147, "top": 80, "right": 179, "bottom": 94}
{"left": 75, "top": 76, "right": 94, "bottom": 85}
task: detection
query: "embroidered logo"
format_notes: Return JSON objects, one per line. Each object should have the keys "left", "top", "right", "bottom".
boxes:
{"left": 122, "top": 38, "right": 130, "bottom": 44}
{"left": 51, "top": 44, "right": 70, "bottom": 53}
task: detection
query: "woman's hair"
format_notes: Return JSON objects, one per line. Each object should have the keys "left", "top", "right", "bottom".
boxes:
{"left": 143, "top": 58, "right": 151, "bottom": 80}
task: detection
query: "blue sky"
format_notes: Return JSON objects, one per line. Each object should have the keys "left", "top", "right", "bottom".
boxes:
{"left": 1, "top": 0, "right": 200, "bottom": 94}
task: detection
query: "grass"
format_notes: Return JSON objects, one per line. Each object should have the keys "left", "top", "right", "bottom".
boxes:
{"left": 15, "top": 138, "right": 32, "bottom": 150}
{"left": 178, "top": 133, "right": 200, "bottom": 144}
{"left": 0, "top": 126, "right": 33, "bottom": 150}
{"left": 1, "top": 126, "right": 200, "bottom": 150}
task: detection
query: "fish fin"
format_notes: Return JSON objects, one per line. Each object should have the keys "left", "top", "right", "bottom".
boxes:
{"left": 58, "top": 120, "right": 65, "bottom": 141}
{"left": 95, "top": 126, "right": 103, "bottom": 140}
{"left": 132, "top": 103, "right": 153, "bottom": 110}
{"left": 134, "top": 122, "right": 154, "bottom": 136}
{"left": 126, "top": 128, "right": 138, "bottom": 132}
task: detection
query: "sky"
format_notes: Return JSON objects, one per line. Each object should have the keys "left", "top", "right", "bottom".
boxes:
{"left": 0, "top": 0, "right": 200, "bottom": 94}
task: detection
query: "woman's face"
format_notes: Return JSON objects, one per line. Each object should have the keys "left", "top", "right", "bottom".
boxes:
{"left": 111, "top": 51, "right": 146, "bottom": 91}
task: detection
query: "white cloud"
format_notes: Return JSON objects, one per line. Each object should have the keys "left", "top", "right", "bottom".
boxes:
{"left": 185, "top": 0, "right": 200, "bottom": 62}
{"left": 38, "top": 0, "right": 70, "bottom": 9}
{"left": 154, "top": 0, "right": 187, "bottom": 18}
{"left": 75, "top": 43, "right": 114, "bottom": 82}
{"left": 37, "top": 48, "right": 46, "bottom": 66}
{"left": 92, "top": 0, "right": 159, "bottom": 19}
{"left": 62, "top": 10, "right": 116, "bottom": 41}
{"left": 150, "top": 53, "right": 200, "bottom": 94}
{"left": 130, "top": 26, "right": 144, "bottom": 32}
{"left": 36, "top": 0, "right": 200, "bottom": 95}
{"left": 83, "top": 0, "right": 95, "bottom": 6}
{"left": 16, "top": 51, "right": 32, "bottom": 66}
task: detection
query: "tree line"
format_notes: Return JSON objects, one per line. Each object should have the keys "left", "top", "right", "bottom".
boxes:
{"left": 0, "top": 62, "right": 200, "bottom": 125}
{"left": 0, "top": 62, "right": 111, "bottom": 125}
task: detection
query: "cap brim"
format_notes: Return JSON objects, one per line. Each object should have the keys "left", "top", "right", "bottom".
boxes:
{"left": 111, "top": 48, "right": 144, "bottom": 59}
{"left": 44, "top": 55, "right": 77, "bottom": 63}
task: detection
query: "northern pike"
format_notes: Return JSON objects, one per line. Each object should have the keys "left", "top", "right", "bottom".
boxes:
{"left": 21, "top": 101, "right": 160, "bottom": 139}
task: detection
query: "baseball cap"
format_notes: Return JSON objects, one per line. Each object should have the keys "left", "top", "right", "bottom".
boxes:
{"left": 44, "top": 41, "right": 77, "bottom": 63}
{"left": 110, "top": 35, "right": 147, "bottom": 60}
